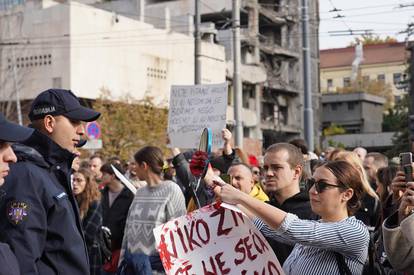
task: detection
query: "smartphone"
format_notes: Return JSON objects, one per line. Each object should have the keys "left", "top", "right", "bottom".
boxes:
{"left": 399, "top": 152, "right": 413, "bottom": 183}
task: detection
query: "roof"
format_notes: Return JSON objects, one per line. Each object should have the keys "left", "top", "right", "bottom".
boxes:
{"left": 320, "top": 42, "right": 410, "bottom": 69}
{"left": 321, "top": 92, "right": 386, "bottom": 104}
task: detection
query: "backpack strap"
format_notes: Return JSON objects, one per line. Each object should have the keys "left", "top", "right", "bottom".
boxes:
{"left": 334, "top": 252, "right": 352, "bottom": 275}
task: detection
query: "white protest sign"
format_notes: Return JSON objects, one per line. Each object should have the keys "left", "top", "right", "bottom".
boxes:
{"left": 153, "top": 203, "right": 284, "bottom": 275}
{"left": 167, "top": 83, "right": 228, "bottom": 149}
{"left": 111, "top": 164, "right": 137, "bottom": 195}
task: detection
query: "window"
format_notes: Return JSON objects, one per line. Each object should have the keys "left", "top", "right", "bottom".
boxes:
{"left": 261, "top": 102, "right": 274, "bottom": 122}
{"left": 242, "top": 84, "right": 255, "bottom": 108}
{"left": 343, "top": 77, "right": 351, "bottom": 87}
{"left": 243, "top": 127, "right": 250, "bottom": 138}
{"left": 279, "top": 106, "right": 288, "bottom": 125}
{"left": 327, "top": 79, "right": 333, "bottom": 88}
{"left": 362, "top": 75, "right": 370, "bottom": 84}
{"left": 146, "top": 67, "right": 167, "bottom": 79}
{"left": 377, "top": 74, "right": 385, "bottom": 83}
{"left": 331, "top": 103, "right": 342, "bottom": 111}
{"left": 348, "top": 102, "right": 356, "bottom": 110}
{"left": 393, "top": 73, "right": 402, "bottom": 85}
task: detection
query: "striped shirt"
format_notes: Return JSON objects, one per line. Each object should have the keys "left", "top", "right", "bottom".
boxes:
{"left": 254, "top": 213, "right": 369, "bottom": 275}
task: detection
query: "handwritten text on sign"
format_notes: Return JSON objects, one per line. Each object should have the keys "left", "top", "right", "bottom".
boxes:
{"left": 153, "top": 203, "right": 284, "bottom": 275}
{"left": 167, "top": 84, "right": 227, "bottom": 149}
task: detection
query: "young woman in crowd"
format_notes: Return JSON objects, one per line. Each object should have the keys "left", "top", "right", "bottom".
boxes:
{"left": 332, "top": 151, "right": 381, "bottom": 230}
{"left": 72, "top": 168, "right": 103, "bottom": 275}
{"left": 207, "top": 160, "right": 370, "bottom": 274}
{"left": 376, "top": 166, "right": 398, "bottom": 219}
{"left": 119, "top": 146, "right": 186, "bottom": 274}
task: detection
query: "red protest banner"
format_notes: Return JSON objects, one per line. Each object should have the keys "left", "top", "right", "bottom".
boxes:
{"left": 153, "top": 202, "right": 284, "bottom": 275}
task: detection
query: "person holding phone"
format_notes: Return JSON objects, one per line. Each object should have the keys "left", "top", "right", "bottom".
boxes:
{"left": 382, "top": 170, "right": 414, "bottom": 274}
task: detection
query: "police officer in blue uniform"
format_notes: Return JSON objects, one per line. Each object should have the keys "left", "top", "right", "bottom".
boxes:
{"left": 0, "top": 89, "right": 100, "bottom": 275}
{"left": 0, "top": 112, "right": 33, "bottom": 275}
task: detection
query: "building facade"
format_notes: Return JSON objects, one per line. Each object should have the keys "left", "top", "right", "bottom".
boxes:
{"left": 1, "top": 0, "right": 321, "bottom": 151}
{"left": 322, "top": 92, "right": 385, "bottom": 134}
{"left": 321, "top": 92, "right": 397, "bottom": 151}
{"left": 111, "top": 0, "right": 321, "bottom": 149}
{"left": 320, "top": 42, "right": 410, "bottom": 101}
{"left": 0, "top": 0, "right": 225, "bottom": 117}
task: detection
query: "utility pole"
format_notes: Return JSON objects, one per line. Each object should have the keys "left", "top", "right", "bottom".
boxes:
{"left": 5, "top": 12, "right": 23, "bottom": 125}
{"left": 194, "top": 0, "right": 202, "bottom": 84}
{"left": 11, "top": 47, "right": 22, "bottom": 125}
{"left": 233, "top": 0, "right": 243, "bottom": 147}
{"left": 301, "top": 0, "right": 313, "bottom": 151}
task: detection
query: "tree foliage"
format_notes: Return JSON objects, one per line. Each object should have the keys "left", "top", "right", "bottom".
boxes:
{"left": 336, "top": 74, "right": 394, "bottom": 109}
{"left": 384, "top": 95, "right": 411, "bottom": 158}
{"left": 323, "top": 123, "right": 346, "bottom": 136}
{"left": 349, "top": 34, "right": 398, "bottom": 46}
{"left": 91, "top": 88, "right": 168, "bottom": 160}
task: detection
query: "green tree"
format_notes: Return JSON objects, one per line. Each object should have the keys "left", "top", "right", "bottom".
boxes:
{"left": 384, "top": 94, "right": 411, "bottom": 158}
{"left": 91, "top": 89, "right": 168, "bottom": 160}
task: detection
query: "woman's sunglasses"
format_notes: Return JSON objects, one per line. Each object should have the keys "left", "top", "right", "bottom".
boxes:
{"left": 306, "top": 178, "right": 344, "bottom": 193}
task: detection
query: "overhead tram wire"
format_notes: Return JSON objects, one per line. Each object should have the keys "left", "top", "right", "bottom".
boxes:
{"left": 0, "top": 2, "right": 410, "bottom": 43}
{"left": 1, "top": 25, "right": 408, "bottom": 51}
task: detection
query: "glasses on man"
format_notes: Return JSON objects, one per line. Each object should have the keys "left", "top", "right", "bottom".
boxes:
{"left": 306, "top": 178, "right": 345, "bottom": 193}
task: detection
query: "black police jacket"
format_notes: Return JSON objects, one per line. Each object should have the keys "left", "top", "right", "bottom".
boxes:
{"left": 0, "top": 243, "right": 20, "bottom": 275}
{"left": 0, "top": 130, "right": 89, "bottom": 275}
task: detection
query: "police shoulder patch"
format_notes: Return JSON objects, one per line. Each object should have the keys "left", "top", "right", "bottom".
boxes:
{"left": 7, "top": 201, "right": 29, "bottom": 225}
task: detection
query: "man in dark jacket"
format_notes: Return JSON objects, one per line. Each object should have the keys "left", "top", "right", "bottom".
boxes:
{"left": 0, "top": 89, "right": 100, "bottom": 275}
{"left": 0, "top": 112, "right": 33, "bottom": 275}
{"left": 262, "top": 143, "right": 317, "bottom": 264}
{"left": 100, "top": 162, "right": 134, "bottom": 273}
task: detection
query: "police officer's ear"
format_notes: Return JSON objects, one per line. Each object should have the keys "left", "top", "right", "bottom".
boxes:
{"left": 43, "top": 115, "right": 57, "bottom": 134}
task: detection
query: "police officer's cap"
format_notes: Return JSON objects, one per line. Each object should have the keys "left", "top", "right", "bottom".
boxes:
{"left": 29, "top": 89, "right": 100, "bottom": 122}
{"left": 0, "top": 113, "right": 33, "bottom": 142}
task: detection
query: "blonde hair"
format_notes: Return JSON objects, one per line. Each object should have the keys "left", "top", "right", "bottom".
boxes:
{"left": 332, "top": 151, "right": 379, "bottom": 200}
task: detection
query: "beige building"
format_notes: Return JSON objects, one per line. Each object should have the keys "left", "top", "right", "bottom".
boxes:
{"left": 0, "top": 0, "right": 225, "bottom": 107}
{"left": 320, "top": 42, "right": 410, "bottom": 101}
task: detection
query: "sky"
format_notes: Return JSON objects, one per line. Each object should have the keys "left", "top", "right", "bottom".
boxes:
{"left": 319, "top": 0, "right": 414, "bottom": 49}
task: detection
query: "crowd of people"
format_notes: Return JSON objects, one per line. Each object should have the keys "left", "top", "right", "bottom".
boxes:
{"left": 0, "top": 88, "right": 413, "bottom": 275}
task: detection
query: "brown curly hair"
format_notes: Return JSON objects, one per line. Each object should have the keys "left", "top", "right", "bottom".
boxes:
{"left": 74, "top": 168, "right": 101, "bottom": 219}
